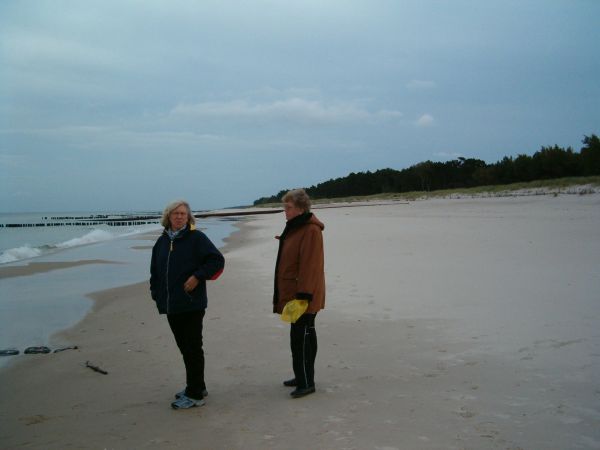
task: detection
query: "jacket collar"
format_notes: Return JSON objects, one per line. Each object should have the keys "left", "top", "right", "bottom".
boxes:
{"left": 163, "top": 223, "right": 195, "bottom": 239}
{"left": 280, "top": 212, "right": 313, "bottom": 241}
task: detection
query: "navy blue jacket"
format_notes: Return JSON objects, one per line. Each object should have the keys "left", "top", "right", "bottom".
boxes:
{"left": 150, "top": 225, "right": 224, "bottom": 314}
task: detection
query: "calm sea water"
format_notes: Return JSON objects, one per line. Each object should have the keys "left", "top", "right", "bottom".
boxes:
{"left": 0, "top": 212, "right": 237, "bottom": 368}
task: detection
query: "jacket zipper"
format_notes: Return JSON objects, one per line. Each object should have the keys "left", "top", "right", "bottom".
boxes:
{"left": 166, "top": 239, "right": 173, "bottom": 314}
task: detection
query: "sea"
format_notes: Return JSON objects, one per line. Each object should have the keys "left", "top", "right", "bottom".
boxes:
{"left": 0, "top": 211, "right": 237, "bottom": 369}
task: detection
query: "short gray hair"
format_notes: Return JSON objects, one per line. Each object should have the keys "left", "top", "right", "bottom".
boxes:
{"left": 161, "top": 200, "right": 195, "bottom": 228}
{"left": 282, "top": 189, "right": 311, "bottom": 212}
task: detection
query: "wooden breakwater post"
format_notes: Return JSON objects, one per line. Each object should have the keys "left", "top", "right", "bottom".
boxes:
{"left": 0, "top": 214, "right": 162, "bottom": 228}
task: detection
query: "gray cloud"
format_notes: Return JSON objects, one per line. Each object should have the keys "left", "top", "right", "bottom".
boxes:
{"left": 415, "top": 114, "right": 434, "bottom": 127}
{"left": 170, "top": 98, "right": 401, "bottom": 125}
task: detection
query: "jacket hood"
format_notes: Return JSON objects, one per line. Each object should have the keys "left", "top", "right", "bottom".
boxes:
{"left": 308, "top": 213, "right": 325, "bottom": 231}
{"left": 278, "top": 212, "right": 324, "bottom": 242}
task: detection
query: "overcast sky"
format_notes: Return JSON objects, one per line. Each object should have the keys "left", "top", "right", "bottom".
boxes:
{"left": 1, "top": 0, "right": 599, "bottom": 212}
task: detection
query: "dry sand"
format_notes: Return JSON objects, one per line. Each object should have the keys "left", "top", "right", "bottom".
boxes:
{"left": 1, "top": 195, "right": 599, "bottom": 449}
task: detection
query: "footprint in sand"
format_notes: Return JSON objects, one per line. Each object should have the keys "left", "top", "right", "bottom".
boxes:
{"left": 19, "top": 415, "right": 51, "bottom": 425}
{"left": 551, "top": 338, "right": 584, "bottom": 349}
{"left": 475, "top": 421, "right": 500, "bottom": 439}
{"left": 325, "top": 415, "right": 345, "bottom": 423}
{"left": 457, "top": 406, "right": 476, "bottom": 418}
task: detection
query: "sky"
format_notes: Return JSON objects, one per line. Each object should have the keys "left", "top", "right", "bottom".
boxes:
{"left": 1, "top": 0, "right": 599, "bottom": 212}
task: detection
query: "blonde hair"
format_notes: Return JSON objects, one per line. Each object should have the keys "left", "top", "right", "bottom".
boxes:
{"left": 282, "top": 188, "right": 311, "bottom": 213}
{"left": 161, "top": 200, "right": 196, "bottom": 228}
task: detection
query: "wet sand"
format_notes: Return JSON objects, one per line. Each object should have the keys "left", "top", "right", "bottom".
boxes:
{"left": 0, "top": 260, "right": 122, "bottom": 279}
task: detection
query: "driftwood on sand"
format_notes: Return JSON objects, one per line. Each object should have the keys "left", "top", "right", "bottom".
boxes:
{"left": 54, "top": 345, "right": 79, "bottom": 353}
{"left": 85, "top": 361, "right": 108, "bottom": 375}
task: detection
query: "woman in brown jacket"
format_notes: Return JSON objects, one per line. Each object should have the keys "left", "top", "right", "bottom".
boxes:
{"left": 273, "top": 189, "right": 325, "bottom": 398}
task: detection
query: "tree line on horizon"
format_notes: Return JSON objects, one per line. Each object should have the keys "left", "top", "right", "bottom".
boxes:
{"left": 254, "top": 134, "right": 600, "bottom": 205}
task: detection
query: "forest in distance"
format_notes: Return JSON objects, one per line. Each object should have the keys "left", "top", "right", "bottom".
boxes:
{"left": 254, "top": 134, "right": 600, "bottom": 205}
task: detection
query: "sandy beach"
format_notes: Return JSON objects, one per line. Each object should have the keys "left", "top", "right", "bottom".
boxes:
{"left": 1, "top": 195, "right": 599, "bottom": 449}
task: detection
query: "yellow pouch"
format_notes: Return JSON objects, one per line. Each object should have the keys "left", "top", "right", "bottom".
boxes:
{"left": 281, "top": 299, "right": 308, "bottom": 323}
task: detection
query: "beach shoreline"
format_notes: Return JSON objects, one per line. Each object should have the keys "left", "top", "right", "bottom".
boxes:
{"left": 1, "top": 195, "right": 599, "bottom": 449}
{"left": 0, "top": 218, "right": 237, "bottom": 365}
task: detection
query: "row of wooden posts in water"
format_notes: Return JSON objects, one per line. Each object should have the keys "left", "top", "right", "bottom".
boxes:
{"left": 0, "top": 217, "right": 161, "bottom": 228}
{"left": 0, "top": 209, "right": 282, "bottom": 228}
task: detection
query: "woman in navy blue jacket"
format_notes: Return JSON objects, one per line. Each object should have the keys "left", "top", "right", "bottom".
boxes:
{"left": 150, "top": 200, "right": 224, "bottom": 409}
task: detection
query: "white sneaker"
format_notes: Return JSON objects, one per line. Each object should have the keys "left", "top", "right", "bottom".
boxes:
{"left": 171, "top": 394, "right": 205, "bottom": 409}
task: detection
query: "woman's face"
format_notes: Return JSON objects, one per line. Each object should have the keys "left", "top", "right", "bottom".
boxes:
{"left": 169, "top": 205, "right": 189, "bottom": 230}
{"left": 284, "top": 201, "right": 303, "bottom": 221}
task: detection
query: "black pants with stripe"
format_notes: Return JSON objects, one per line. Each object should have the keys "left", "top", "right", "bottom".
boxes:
{"left": 167, "top": 309, "right": 206, "bottom": 399}
{"left": 290, "top": 313, "right": 317, "bottom": 389}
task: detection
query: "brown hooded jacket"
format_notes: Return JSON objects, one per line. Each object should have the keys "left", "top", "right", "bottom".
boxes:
{"left": 273, "top": 212, "right": 325, "bottom": 315}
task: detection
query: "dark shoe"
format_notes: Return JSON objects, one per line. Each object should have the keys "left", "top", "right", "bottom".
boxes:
{"left": 290, "top": 386, "right": 315, "bottom": 398}
{"left": 283, "top": 378, "right": 297, "bottom": 387}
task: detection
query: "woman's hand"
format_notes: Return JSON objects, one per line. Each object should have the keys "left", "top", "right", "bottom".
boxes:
{"left": 183, "top": 275, "right": 199, "bottom": 293}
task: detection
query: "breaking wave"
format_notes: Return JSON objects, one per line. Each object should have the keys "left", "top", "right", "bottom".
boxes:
{"left": 0, "top": 228, "right": 121, "bottom": 264}
{"left": 54, "top": 229, "right": 115, "bottom": 249}
{"left": 0, "top": 245, "right": 43, "bottom": 264}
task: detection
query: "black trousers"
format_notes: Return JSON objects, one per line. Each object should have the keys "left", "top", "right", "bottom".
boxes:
{"left": 290, "top": 313, "right": 317, "bottom": 389}
{"left": 167, "top": 309, "right": 206, "bottom": 399}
